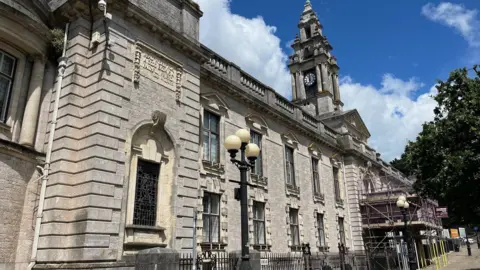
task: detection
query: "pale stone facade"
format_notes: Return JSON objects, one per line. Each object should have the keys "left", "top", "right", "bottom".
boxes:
{"left": 0, "top": 0, "right": 412, "bottom": 269}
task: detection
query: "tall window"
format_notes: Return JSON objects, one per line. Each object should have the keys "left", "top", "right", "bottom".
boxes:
{"left": 0, "top": 51, "right": 15, "bottom": 122}
{"left": 285, "top": 147, "right": 295, "bottom": 186}
{"left": 203, "top": 192, "right": 220, "bottom": 243}
{"left": 338, "top": 217, "right": 346, "bottom": 245}
{"left": 304, "top": 26, "right": 312, "bottom": 39}
{"left": 203, "top": 111, "right": 220, "bottom": 163}
{"left": 133, "top": 159, "right": 160, "bottom": 226}
{"left": 312, "top": 157, "right": 321, "bottom": 195}
{"left": 317, "top": 214, "right": 326, "bottom": 248}
{"left": 250, "top": 131, "right": 262, "bottom": 176}
{"left": 333, "top": 166, "right": 341, "bottom": 201}
{"left": 289, "top": 208, "right": 300, "bottom": 246}
{"left": 253, "top": 201, "right": 266, "bottom": 245}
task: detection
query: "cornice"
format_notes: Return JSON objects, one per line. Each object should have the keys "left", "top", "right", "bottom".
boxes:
{"left": 200, "top": 67, "right": 344, "bottom": 154}
{"left": 51, "top": 0, "right": 209, "bottom": 64}
{"left": 0, "top": 139, "right": 45, "bottom": 163}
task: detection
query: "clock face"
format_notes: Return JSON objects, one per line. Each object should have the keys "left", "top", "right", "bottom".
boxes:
{"left": 304, "top": 73, "right": 316, "bottom": 87}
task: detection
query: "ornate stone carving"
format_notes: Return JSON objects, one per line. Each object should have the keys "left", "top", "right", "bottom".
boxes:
{"left": 176, "top": 67, "right": 183, "bottom": 101}
{"left": 133, "top": 43, "right": 184, "bottom": 99}
{"left": 151, "top": 110, "right": 167, "bottom": 128}
{"left": 133, "top": 46, "right": 142, "bottom": 84}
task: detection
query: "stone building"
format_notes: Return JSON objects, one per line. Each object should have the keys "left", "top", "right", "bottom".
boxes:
{"left": 0, "top": 0, "right": 425, "bottom": 269}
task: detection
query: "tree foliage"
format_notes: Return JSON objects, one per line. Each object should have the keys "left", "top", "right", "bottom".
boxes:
{"left": 391, "top": 65, "right": 480, "bottom": 226}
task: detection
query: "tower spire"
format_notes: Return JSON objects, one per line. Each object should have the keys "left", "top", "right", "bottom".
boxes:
{"left": 288, "top": 0, "right": 343, "bottom": 115}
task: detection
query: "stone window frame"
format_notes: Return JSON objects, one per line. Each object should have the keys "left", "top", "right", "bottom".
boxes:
{"left": 282, "top": 132, "right": 300, "bottom": 197}
{"left": 199, "top": 93, "right": 229, "bottom": 176}
{"left": 285, "top": 200, "right": 303, "bottom": 252}
{"left": 331, "top": 158, "right": 344, "bottom": 208}
{"left": 0, "top": 41, "right": 28, "bottom": 139}
{"left": 313, "top": 208, "right": 329, "bottom": 252}
{"left": 123, "top": 118, "right": 175, "bottom": 250}
{"left": 248, "top": 187, "right": 272, "bottom": 251}
{"left": 196, "top": 176, "right": 228, "bottom": 251}
{"left": 335, "top": 214, "right": 349, "bottom": 251}
{"left": 308, "top": 143, "right": 324, "bottom": 203}
{"left": 0, "top": 50, "right": 16, "bottom": 122}
{"left": 245, "top": 113, "right": 269, "bottom": 188}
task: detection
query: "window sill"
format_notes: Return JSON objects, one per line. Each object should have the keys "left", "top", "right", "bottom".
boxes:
{"left": 290, "top": 245, "right": 303, "bottom": 252}
{"left": 124, "top": 241, "right": 167, "bottom": 248}
{"left": 253, "top": 244, "right": 271, "bottom": 251}
{"left": 250, "top": 173, "right": 268, "bottom": 187}
{"left": 202, "top": 160, "right": 225, "bottom": 174}
{"left": 0, "top": 122, "right": 10, "bottom": 132}
{"left": 335, "top": 199, "right": 344, "bottom": 208}
{"left": 313, "top": 193, "right": 325, "bottom": 203}
{"left": 318, "top": 246, "right": 330, "bottom": 253}
{"left": 286, "top": 184, "right": 300, "bottom": 195}
{"left": 125, "top": 224, "right": 166, "bottom": 232}
{"left": 200, "top": 242, "right": 227, "bottom": 251}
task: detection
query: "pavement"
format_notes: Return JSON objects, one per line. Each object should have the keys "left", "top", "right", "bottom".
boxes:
{"left": 422, "top": 245, "right": 480, "bottom": 270}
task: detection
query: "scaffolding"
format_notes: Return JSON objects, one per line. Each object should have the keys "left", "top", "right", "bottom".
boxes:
{"left": 358, "top": 172, "right": 445, "bottom": 269}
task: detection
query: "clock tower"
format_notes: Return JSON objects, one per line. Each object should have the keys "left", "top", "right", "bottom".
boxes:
{"left": 289, "top": 0, "right": 343, "bottom": 116}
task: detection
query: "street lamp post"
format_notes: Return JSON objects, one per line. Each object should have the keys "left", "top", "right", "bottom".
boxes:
{"left": 224, "top": 129, "right": 260, "bottom": 270}
{"left": 396, "top": 195, "right": 417, "bottom": 270}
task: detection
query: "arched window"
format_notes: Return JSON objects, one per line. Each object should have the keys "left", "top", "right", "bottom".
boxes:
{"left": 124, "top": 112, "right": 176, "bottom": 249}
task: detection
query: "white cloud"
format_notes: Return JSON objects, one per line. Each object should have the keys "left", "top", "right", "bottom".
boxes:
{"left": 422, "top": 2, "right": 480, "bottom": 47}
{"left": 195, "top": 0, "right": 438, "bottom": 161}
{"left": 196, "top": 0, "right": 291, "bottom": 98}
{"left": 341, "top": 76, "right": 437, "bottom": 161}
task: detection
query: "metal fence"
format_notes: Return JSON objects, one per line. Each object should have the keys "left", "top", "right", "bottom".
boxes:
{"left": 135, "top": 249, "right": 369, "bottom": 270}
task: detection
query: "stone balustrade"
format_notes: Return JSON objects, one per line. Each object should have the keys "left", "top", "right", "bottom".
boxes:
{"left": 241, "top": 71, "right": 266, "bottom": 97}
{"left": 201, "top": 47, "right": 406, "bottom": 182}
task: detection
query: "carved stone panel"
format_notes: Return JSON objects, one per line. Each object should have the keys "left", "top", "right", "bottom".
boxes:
{"left": 134, "top": 42, "right": 184, "bottom": 101}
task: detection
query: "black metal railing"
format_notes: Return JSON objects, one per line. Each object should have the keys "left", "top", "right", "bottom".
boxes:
{"left": 133, "top": 246, "right": 369, "bottom": 270}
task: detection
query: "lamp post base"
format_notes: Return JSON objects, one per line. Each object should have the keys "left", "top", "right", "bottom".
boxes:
{"left": 239, "top": 259, "right": 253, "bottom": 270}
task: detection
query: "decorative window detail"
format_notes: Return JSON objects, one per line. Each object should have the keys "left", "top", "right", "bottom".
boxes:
{"left": 124, "top": 112, "right": 174, "bottom": 250}
{"left": 250, "top": 130, "right": 263, "bottom": 177}
{"left": 203, "top": 192, "right": 220, "bottom": 244}
{"left": 253, "top": 201, "right": 266, "bottom": 246}
{"left": 133, "top": 159, "right": 160, "bottom": 226}
{"left": 317, "top": 213, "right": 327, "bottom": 249}
{"left": 338, "top": 217, "right": 346, "bottom": 246}
{"left": 333, "top": 166, "right": 342, "bottom": 205}
{"left": 0, "top": 50, "right": 15, "bottom": 122}
{"left": 203, "top": 110, "right": 220, "bottom": 163}
{"left": 289, "top": 208, "right": 301, "bottom": 251}
{"left": 249, "top": 189, "right": 271, "bottom": 251}
{"left": 285, "top": 146, "right": 298, "bottom": 192}
{"left": 312, "top": 157, "right": 322, "bottom": 199}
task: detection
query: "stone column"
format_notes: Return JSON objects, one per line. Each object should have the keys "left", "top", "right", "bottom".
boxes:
{"left": 296, "top": 72, "right": 306, "bottom": 99}
{"left": 333, "top": 74, "right": 341, "bottom": 102}
{"left": 315, "top": 65, "right": 322, "bottom": 93}
{"left": 19, "top": 57, "right": 45, "bottom": 147}
{"left": 291, "top": 73, "right": 297, "bottom": 100}
{"left": 320, "top": 63, "right": 330, "bottom": 94}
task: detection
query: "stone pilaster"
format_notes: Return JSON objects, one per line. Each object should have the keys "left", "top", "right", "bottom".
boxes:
{"left": 291, "top": 73, "right": 297, "bottom": 100}
{"left": 19, "top": 56, "right": 45, "bottom": 147}
{"left": 296, "top": 72, "right": 306, "bottom": 99}
{"left": 333, "top": 74, "right": 340, "bottom": 102}
{"left": 320, "top": 63, "right": 330, "bottom": 94}
{"left": 315, "top": 65, "right": 322, "bottom": 93}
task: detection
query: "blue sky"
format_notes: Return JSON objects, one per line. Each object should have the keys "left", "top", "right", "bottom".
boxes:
{"left": 230, "top": 0, "right": 479, "bottom": 93}
{"left": 196, "top": 0, "right": 480, "bottom": 161}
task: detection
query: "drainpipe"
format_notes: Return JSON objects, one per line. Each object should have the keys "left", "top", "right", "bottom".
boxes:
{"left": 28, "top": 22, "right": 69, "bottom": 270}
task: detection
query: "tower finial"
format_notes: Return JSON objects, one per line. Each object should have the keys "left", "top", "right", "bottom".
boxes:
{"left": 306, "top": 0, "right": 310, "bottom": 3}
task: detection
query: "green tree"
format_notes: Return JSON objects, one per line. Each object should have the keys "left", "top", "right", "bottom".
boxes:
{"left": 393, "top": 65, "right": 480, "bottom": 226}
